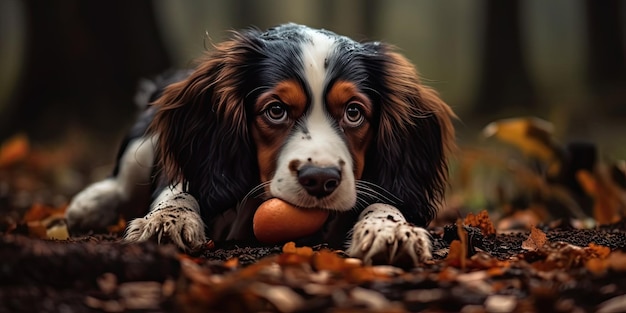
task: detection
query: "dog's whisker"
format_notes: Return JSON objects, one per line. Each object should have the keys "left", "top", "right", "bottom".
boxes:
{"left": 238, "top": 182, "right": 272, "bottom": 209}
{"left": 355, "top": 180, "right": 402, "bottom": 206}
{"left": 352, "top": 198, "right": 370, "bottom": 212}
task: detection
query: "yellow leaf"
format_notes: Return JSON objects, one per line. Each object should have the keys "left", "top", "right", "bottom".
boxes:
{"left": 483, "top": 117, "right": 560, "bottom": 163}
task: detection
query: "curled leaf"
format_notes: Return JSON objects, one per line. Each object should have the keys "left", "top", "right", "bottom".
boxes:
{"left": 464, "top": 210, "right": 496, "bottom": 236}
{"left": 522, "top": 226, "right": 547, "bottom": 251}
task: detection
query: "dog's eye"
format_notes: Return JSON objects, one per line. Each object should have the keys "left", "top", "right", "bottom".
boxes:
{"left": 344, "top": 102, "right": 364, "bottom": 126}
{"left": 265, "top": 102, "right": 288, "bottom": 123}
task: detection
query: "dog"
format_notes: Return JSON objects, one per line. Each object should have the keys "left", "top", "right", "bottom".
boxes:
{"left": 66, "top": 23, "right": 455, "bottom": 266}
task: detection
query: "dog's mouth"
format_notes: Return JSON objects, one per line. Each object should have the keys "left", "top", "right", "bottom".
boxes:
{"left": 268, "top": 171, "right": 357, "bottom": 211}
{"left": 272, "top": 191, "right": 355, "bottom": 211}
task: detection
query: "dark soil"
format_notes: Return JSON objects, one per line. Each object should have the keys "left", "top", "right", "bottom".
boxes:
{"left": 2, "top": 220, "right": 626, "bottom": 313}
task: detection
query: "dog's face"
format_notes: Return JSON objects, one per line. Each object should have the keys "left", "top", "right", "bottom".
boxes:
{"left": 250, "top": 26, "right": 376, "bottom": 210}
{"left": 151, "top": 24, "right": 455, "bottom": 226}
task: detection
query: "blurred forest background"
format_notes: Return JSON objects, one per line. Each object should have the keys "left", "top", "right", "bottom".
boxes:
{"left": 1, "top": 0, "right": 626, "bottom": 216}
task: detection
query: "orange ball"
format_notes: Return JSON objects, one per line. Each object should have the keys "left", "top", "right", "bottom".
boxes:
{"left": 253, "top": 198, "right": 330, "bottom": 244}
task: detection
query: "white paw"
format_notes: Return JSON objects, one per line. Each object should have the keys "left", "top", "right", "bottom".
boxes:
{"left": 124, "top": 192, "right": 206, "bottom": 250}
{"left": 66, "top": 179, "right": 122, "bottom": 231}
{"left": 346, "top": 204, "right": 432, "bottom": 266}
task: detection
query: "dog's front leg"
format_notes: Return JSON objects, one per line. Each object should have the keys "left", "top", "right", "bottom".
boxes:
{"left": 124, "top": 186, "right": 206, "bottom": 250}
{"left": 347, "top": 203, "right": 432, "bottom": 266}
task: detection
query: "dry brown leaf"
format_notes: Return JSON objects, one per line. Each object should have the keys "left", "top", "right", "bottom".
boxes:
{"left": 585, "top": 258, "right": 608, "bottom": 275}
{"left": 443, "top": 219, "right": 469, "bottom": 270}
{"left": 313, "top": 249, "right": 351, "bottom": 272}
{"left": 586, "top": 243, "right": 611, "bottom": 259}
{"left": 19, "top": 203, "right": 69, "bottom": 239}
{"left": 106, "top": 216, "right": 127, "bottom": 233}
{"left": 436, "top": 266, "right": 459, "bottom": 282}
{"left": 22, "top": 203, "right": 67, "bottom": 223}
{"left": 282, "top": 241, "right": 297, "bottom": 254}
{"left": 278, "top": 242, "right": 314, "bottom": 265}
{"left": 223, "top": 257, "right": 239, "bottom": 269}
{"left": 26, "top": 221, "right": 48, "bottom": 239}
{"left": 522, "top": 226, "right": 547, "bottom": 251}
{"left": 577, "top": 168, "right": 624, "bottom": 225}
{"left": 464, "top": 210, "right": 496, "bottom": 236}
{"left": 0, "top": 133, "right": 29, "bottom": 168}
{"left": 445, "top": 240, "right": 465, "bottom": 269}
{"left": 607, "top": 251, "right": 626, "bottom": 272}
{"left": 582, "top": 243, "right": 612, "bottom": 274}
{"left": 345, "top": 266, "right": 393, "bottom": 284}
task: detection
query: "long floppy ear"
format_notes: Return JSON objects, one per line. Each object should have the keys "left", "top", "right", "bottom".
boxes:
{"left": 149, "top": 31, "right": 262, "bottom": 217}
{"left": 362, "top": 44, "right": 456, "bottom": 226}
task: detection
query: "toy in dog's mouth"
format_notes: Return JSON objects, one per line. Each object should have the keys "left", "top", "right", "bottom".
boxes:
{"left": 252, "top": 198, "right": 330, "bottom": 244}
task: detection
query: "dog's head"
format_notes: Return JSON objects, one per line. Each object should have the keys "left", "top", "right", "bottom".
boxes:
{"left": 150, "top": 23, "right": 455, "bottom": 226}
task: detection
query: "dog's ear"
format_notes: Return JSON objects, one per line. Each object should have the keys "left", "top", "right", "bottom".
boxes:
{"left": 149, "top": 31, "right": 262, "bottom": 215}
{"left": 362, "top": 44, "right": 456, "bottom": 226}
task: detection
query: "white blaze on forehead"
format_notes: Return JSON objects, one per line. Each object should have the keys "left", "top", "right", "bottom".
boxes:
{"left": 301, "top": 29, "right": 335, "bottom": 102}
{"left": 299, "top": 29, "right": 346, "bottom": 165}
{"left": 268, "top": 28, "right": 357, "bottom": 210}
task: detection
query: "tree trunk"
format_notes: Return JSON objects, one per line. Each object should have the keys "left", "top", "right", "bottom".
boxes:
{"left": 585, "top": 0, "right": 626, "bottom": 115}
{"left": 3, "top": 0, "right": 171, "bottom": 142}
{"left": 472, "top": 0, "right": 537, "bottom": 115}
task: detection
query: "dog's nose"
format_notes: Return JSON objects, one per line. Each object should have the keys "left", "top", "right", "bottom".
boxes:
{"left": 297, "top": 165, "right": 341, "bottom": 198}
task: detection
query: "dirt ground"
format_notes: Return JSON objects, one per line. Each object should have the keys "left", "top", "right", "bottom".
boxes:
{"left": 2, "top": 218, "right": 626, "bottom": 313}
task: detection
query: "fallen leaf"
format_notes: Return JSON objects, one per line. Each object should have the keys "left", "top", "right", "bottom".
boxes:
{"left": 0, "top": 133, "right": 29, "bottom": 168}
{"left": 278, "top": 242, "right": 314, "bottom": 265}
{"left": 223, "top": 257, "right": 239, "bottom": 269}
{"left": 586, "top": 243, "right": 611, "bottom": 259}
{"left": 106, "top": 216, "right": 127, "bottom": 234}
{"left": 282, "top": 242, "right": 297, "bottom": 254}
{"left": 464, "top": 210, "right": 496, "bottom": 236}
{"left": 585, "top": 257, "right": 607, "bottom": 275}
{"left": 26, "top": 221, "right": 48, "bottom": 239}
{"left": 445, "top": 240, "right": 465, "bottom": 269}
{"left": 313, "top": 249, "right": 352, "bottom": 272}
{"left": 346, "top": 266, "right": 393, "bottom": 284}
{"left": 607, "top": 251, "right": 626, "bottom": 272}
{"left": 522, "top": 226, "right": 547, "bottom": 251}
{"left": 577, "top": 167, "right": 624, "bottom": 225}
{"left": 22, "top": 203, "right": 67, "bottom": 223}
{"left": 456, "top": 219, "right": 468, "bottom": 269}
{"left": 482, "top": 117, "right": 560, "bottom": 163}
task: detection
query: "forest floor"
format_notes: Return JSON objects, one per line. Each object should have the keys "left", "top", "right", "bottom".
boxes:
{"left": 2, "top": 218, "right": 626, "bottom": 312}
{"left": 2, "top": 118, "right": 626, "bottom": 313}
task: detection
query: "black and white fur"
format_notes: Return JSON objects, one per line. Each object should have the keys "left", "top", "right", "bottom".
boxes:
{"left": 66, "top": 24, "right": 455, "bottom": 266}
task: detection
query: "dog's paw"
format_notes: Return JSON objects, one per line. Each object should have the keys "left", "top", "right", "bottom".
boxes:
{"left": 124, "top": 192, "right": 206, "bottom": 250}
{"left": 346, "top": 203, "right": 432, "bottom": 266}
{"left": 66, "top": 179, "right": 122, "bottom": 232}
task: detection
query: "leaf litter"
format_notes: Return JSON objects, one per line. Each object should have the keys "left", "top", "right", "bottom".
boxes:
{"left": 2, "top": 118, "right": 626, "bottom": 312}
